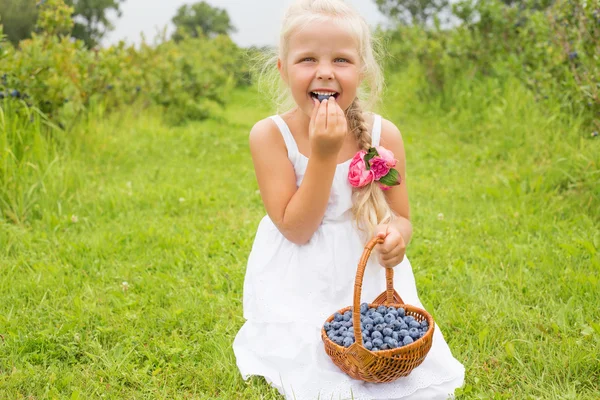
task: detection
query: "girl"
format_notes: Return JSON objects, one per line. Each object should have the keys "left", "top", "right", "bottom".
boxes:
{"left": 233, "top": 0, "right": 465, "bottom": 398}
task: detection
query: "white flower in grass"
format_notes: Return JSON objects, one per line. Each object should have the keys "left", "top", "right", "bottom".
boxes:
{"left": 71, "top": 215, "right": 78, "bottom": 223}
{"left": 437, "top": 213, "right": 444, "bottom": 221}
{"left": 179, "top": 197, "right": 185, "bottom": 203}
{"left": 122, "top": 281, "right": 129, "bottom": 292}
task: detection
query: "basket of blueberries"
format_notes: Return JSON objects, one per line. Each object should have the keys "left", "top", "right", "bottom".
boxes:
{"left": 321, "top": 236, "right": 434, "bottom": 383}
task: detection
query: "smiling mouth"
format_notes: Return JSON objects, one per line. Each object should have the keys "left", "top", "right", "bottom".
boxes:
{"left": 310, "top": 91, "right": 340, "bottom": 102}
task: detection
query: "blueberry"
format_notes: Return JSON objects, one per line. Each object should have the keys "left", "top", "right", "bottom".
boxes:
{"left": 421, "top": 320, "right": 429, "bottom": 329}
{"left": 382, "top": 327, "right": 393, "bottom": 337}
{"left": 372, "top": 347, "right": 379, "bottom": 351}
{"left": 409, "top": 328, "right": 419, "bottom": 339}
{"left": 362, "top": 332, "right": 369, "bottom": 342}
{"left": 403, "top": 336, "right": 414, "bottom": 345}
{"left": 363, "top": 317, "right": 374, "bottom": 326}
{"left": 384, "top": 313, "right": 396, "bottom": 324}
{"left": 409, "top": 320, "right": 421, "bottom": 329}
{"left": 389, "top": 338, "right": 399, "bottom": 348}
{"left": 363, "top": 329, "right": 371, "bottom": 338}
{"left": 392, "top": 331, "right": 399, "bottom": 341}
{"left": 374, "top": 324, "right": 384, "bottom": 332}
{"left": 400, "top": 322, "right": 409, "bottom": 330}
{"left": 360, "top": 303, "right": 369, "bottom": 314}
{"left": 324, "top": 322, "right": 331, "bottom": 331}
{"left": 404, "top": 316, "right": 415, "bottom": 324}
{"left": 371, "top": 331, "right": 383, "bottom": 340}
{"left": 343, "top": 311, "right": 352, "bottom": 321}
{"left": 399, "top": 329, "right": 409, "bottom": 338}
{"left": 334, "top": 336, "right": 344, "bottom": 345}
{"left": 334, "top": 313, "right": 343, "bottom": 322}
{"left": 343, "top": 321, "right": 353, "bottom": 328}
{"left": 419, "top": 331, "right": 425, "bottom": 338}
{"left": 365, "top": 323, "right": 373, "bottom": 332}
{"left": 373, "top": 316, "right": 385, "bottom": 325}
{"left": 387, "top": 306, "right": 397, "bottom": 315}
{"left": 391, "top": 320, "right": 402, "bottom": 331}
{"left": 380, "top": 343, "right": 389, "bottom": 350}
{"left": 343, "top": 337, "right": 353, "bottom": 347}
{"left": 332, "top": 321, "right": 342, "bottom": 330}
{"left": 369, "top": 308, "right": 376, "bottom": 314}
{"left": 376, "top": 306, "right": 387, "bottom": 314}
{"left": 396, "top": 307, "right": 406, "bottom": 317}
{"left": 372, "top": 338, "right": 383, "bottom": 347}
{"left": 372, "top": 312, "right": 383, "bottom": 320}
{"left": 364, "top": 341, "right": 373, "bottom": 350}
{"left": 10, "top": 89, "right": 20, "bottom": 98}
{"left": 327, "top": 329, "right": 336, "bottom": 339}
{"left": 339, "top": 326, "right": 348, "bottom": 334}
{"left": 383, "top": 336, "right": 392, "bottom": 344}
{"left": 344, "top": 331, "right": 354, "bottom": 338}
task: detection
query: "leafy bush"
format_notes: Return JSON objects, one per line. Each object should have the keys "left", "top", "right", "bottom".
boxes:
{"left": 0, "top": 0, "right": 248, "bottom": 127}
{"left": 381, "top": 0, "right": 599, "bottom": 133}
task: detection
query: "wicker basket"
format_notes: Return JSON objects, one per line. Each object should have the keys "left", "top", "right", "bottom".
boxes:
{"left": 321, "top": 236, "right": 435, "bottom": 383}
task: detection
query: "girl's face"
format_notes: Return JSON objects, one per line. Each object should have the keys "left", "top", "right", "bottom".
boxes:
{"left": 278, "top": 20, "right": 362, "bottom": 119}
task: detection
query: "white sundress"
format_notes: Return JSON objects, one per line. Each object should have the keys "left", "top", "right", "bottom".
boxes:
{"left": 233, "top": 114, "right": 465, "bottom": 400}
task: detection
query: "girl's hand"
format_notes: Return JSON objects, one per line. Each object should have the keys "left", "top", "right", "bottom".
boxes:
{"left": 374, "top": 224, "right": 406, "bottom": 268}
{"left": 308, "top": 97, "right": 347, "bottom": 160}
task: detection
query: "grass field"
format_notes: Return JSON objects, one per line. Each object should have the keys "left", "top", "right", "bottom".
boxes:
{"left": 1, "top": 66, "right": 599, "bottom": 399}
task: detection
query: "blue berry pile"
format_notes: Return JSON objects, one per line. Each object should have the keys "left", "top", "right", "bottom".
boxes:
{"left": 324, "top": 303, "right": 430, "bottom": 351}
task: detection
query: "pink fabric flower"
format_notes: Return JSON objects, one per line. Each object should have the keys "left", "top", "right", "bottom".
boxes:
{"left": 369, "top": 157, "right": 390, "bottom": 180}
{"left": 348, "top": 150, "right": 374, "bottom": 188}
{"left": 376, "top": 146, "right": 397, "bottom": 168}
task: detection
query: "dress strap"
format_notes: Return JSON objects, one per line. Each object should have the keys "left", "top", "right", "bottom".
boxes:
{"left": 371, "top": 114, "right": 382, "bottom": 147}
{"left": 269, "top": 115, "right": 299, "bottom": 158}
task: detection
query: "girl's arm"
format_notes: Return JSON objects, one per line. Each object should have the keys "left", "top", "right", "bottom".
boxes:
{"left": 249, "top": 118, "right": 338, "bottom": 245}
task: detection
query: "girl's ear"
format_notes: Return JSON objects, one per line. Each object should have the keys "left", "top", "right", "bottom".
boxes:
{"left": 277, "top": 58, "right": 288, "bottom": 84}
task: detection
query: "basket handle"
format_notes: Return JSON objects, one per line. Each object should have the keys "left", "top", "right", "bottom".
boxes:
{"left": 352, "top": 236, "right": 403, "bottom": 347}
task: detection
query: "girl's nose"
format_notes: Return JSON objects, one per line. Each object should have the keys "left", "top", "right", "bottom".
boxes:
{"left": 316, "top": 65, "right": 334, "bottom": 80}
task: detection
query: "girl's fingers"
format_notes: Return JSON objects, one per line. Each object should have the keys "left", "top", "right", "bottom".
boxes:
{"left": 327, "top": 97, "right": 337, "bottom": 131}
{"left": 316, "top": 99, "right": 327, "bottom": 132}
{"left": 309, "top": 98, "right": 320, "bottom": 131}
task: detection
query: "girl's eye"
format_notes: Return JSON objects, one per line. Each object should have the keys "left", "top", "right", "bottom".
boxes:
{"left": 302, "top": 57, "right": 315, "bottom": 62}
{"left": 335, "top": 58, "right": 349, "bottom": 63}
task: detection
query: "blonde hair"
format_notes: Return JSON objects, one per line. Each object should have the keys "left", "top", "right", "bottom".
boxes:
{"left": 252, "top": 0, "right": 396, "bottom": 242}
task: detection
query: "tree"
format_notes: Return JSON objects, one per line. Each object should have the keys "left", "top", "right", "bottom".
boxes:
{"left": 0, "top": 0, "right": 124, "bottom": 48}
{"left": 0, "top": 0, "right": 38, "bottom": 46}
{"left": 374, "top": 0, "right": 450, "bottom": 27}
{"left": 171, "top": 1, "right": 236, "bottom": 42}
{"left": 64, "top": 0, "right": 125, "bottom": 48}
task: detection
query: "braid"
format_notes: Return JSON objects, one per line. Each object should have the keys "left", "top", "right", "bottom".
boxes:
{"left": 346, "top": 97, "right": 394, "bottom": 243}
{"left": 345, "top": 98, "right": 371, "bottom": 150}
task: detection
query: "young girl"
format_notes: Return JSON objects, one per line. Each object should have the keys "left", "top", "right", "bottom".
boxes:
{"left": 233, "top": 0, "right": 465, "bottom": 398}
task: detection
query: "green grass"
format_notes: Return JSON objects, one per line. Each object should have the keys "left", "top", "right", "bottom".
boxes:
{"left": 0, "top": 66, "right": 599, "bottom": 399}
